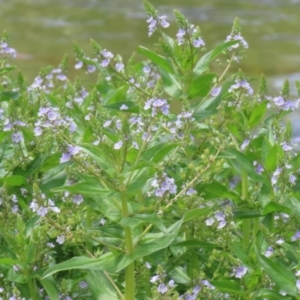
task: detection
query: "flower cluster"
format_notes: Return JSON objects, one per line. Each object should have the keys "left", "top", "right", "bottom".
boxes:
{"left": 205, "top": 212, "right": 227, "bottom": 229}
{"left": 147, "top": 15, "right": 170, "bottom": 36}
{"left": 144, "top": 97, "right": 169, "bottom": 116}
{"left": 176, "top": 24, "right": 205, "bottom": 47}
{"left": 150, "top": 173, "right": 177, "bottom": 197}
{"left": 30, "top": 197, "right": 60, "bottom": 217}
{"left": 0, "top": 41, "right": 16, "bottom": 58}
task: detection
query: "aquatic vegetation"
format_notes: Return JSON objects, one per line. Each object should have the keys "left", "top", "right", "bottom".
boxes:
{"left": 1, "top": 1, "right": 300, "bottom": 299}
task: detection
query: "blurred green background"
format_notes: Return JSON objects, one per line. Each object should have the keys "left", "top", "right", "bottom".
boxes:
{"left": 1, "top": 0, "right": 300, "bottom": 92}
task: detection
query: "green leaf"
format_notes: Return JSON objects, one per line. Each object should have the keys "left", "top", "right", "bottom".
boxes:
{"left": 256, "top": 250, "right": 297, "bottom": 296}
{"left": 248, "top": 102, "right": 267, "bottom": 128}
{"left": 201, "top": 181, "right": 239, "bottom": 202}
{"left": 152, "top": 143, "right": 179, "bottom": 163}
{"left": 159, "top": 67, "right": 182, "bottom": 98}
{"left": 262, "top": 202, "right": 290, "bottom": 215}
{"left": 234, "top": 210, "right": 262, "bottom": 219}
{"left": 0, "top": 175, "right": 27, "bottom": 187}
{"left": 0, "top": 91, "right": 20, "bottom": 102}
{"left": 40, "top": 165, "right": 67, "bottom": 193}
{"left": 251, "top": 288, "right": 288, "bottom": 300}
{"left": 79, "top": 143, "right": 116, "bottom": 177}
{"left": 137, "top": 46, "right": 174, "bottom": 73}
{"left": 103, "top": 86, "right": 126, "bottom": 105}
{"left": 86, "top": 270, "right": 119, "bottom": 300}
{"left": 52, "top": 182, "right": 109, "bottom": 195}
{"left": 284, "top": 198, "right": 300, "bottom": 218}
{"left": 188, "top": 74, "right": 215, "bottom": 99}
{"left": 211, "top": 280, "right": 244, "bottom": 295}
{"left": 39, "top": 277, "right": 59, "bottom": 300}
{"left": 104, "top": 101, "right": 139, "bottom": 113}
{"left": 172, "top": 240, "right": 221, "bottom": 250}
{"left": 183, "top": 206, "right": 214, "bottom": 223}
{"left": 168, "top": 267, "right": 191, "bottom": 285}
{"left": 193, "top": 40, "right": 239, "bottom": 76}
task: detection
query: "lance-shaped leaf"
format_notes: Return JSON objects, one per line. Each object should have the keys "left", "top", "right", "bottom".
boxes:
{"left": 188, "top": 73, "right": 215, "bottom": 99}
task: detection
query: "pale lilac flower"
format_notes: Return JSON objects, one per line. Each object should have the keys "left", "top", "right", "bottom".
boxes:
{"left": 168, "top": 279, "right": 175, "bottom": 287}
{"left": 233, "top": 266, "right": 248, "bottom": 278}
{"left": 60, "top": 153, "right": 71, "bottom": 163}
{"left": 202, "top": 280, "right": 215, "bottom": 290}
{"left": 131, "top": 141, "right": 139, "bottom": 149}
{"left": 30, "top": 200, "right": 38, "bottom": 212}
{"left": 11, "top": 205, "right": 19, "bottom": 214}
{"left": 56, "top": 235, "right": 65, "bottom": 245}
{"left": 47, "top": 110, "right": 58, "bottom": 121}
{"left": 11, "top": 132, "right": 23, "bottom": 143}
{"left": 75, "top": 61, "right": 83, "bottom": 69}
{"left": 73, "top": 194, "right": 84, "bottom": 205}
{"left": 114, "top": 141, "right": 123, "bottom": 150}
{"left": 47, "top": 242, "right": 55, "bottom": 248}
{"left": 291, "top": 231, "right": 300, "bottom": 241}
{"left": 101, "top": 59, "right": 109, "bottom": 67}
{"left": 273, "top": 96, "right": 285, "bottom": 107}
{"left": 186, "top": 188, "right": 196, "bottom": 196}
{"left": 296, "top": 270, "right": 300, "bottom": 276}
{"left": 103, "top": 120, "right": 112, "bottom": 128}
{"left": 79, "top": 281, "right": 88, "bottom": 289}
{"left": 289, "top": 174, "right": 296, "bottom": 184}
{"left": 159, "top": 15, "right": 170, "bottom": 28}
{"left": 57, "top": 74, "right": 67, "bottom": 81}
{"left": 241, "top": 139, "right": 250, "bottom": 151}
{"left": 211, "top": 87, "right": 221, "bottom": 97}
{"left": 265, "top": 246, "right": 273, "bottom": 257}
{"left": 115, "top": 63, "right": 124, "bottom": 72}
{"left": 193, "top": 38, "right": 205, "bottom": 48}
{"left": 145, "top": 262, "right": 152, "bottom": 269}
{"left": 297, "top": 280, "right": 300, "bottom": 291}
{"left": 205, "top": 217, "right": 215, "bottom": 226}
{"left": 280, "top": 290, "right": 287, "bottom": 296}
{"left": 229, "top": 80, "right": 253, "bottom": 95}
{"left": 281, "top": 142, "right": 293, "bottom": 151}
{"left": 150, "top": 275, "right": 159, "bottom": 283}
{"left": 225, "top": 34, "right": 248, "bottom": 49}
{"left": 11, "top": 195, "right": 18, "bottom": 203}
{"left": 120, "top": 104, "right": 128, "bottom": 110}
{"left": 68, "top": 145, "right": 80, "bottom": 155}
{"left": 217, "top": 220, "right": 227, "bottom": 229}
{"left": 87, "top": 65, "right": 96, "bottom": 73}
{"left": 34, "top": 127, "right": 42, "bottom": 136}
{"left": 143, "top": 66, "right": 151, "bottom": 73}
{"left": 37, "top": 206, "right": 48, "bottom": 217}
{"left": 157, "top": 283, "right": 168, "bottom": 294}
{"left": 276, "top": 238, "right": 284, "bottom": 245}
{"left": 100, "top": 217, "right": 106, "bottom": 225}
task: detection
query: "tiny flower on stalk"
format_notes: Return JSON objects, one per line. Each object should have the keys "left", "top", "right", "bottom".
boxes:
{"left": 232, "top": 266, "right": 248, "bottom": 278}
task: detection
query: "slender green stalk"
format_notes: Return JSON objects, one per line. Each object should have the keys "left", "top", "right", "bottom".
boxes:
{"left": 242, "top": 169, "right": 250, "bottom": 249}
{"left": 121, "top": 192, "right": 135, "bottom": 300}
{"left": 27, "top": 278, "right": 38, "bottom": 300}
{"left": 86, "top": 206, "right": 92, "bottom": 253}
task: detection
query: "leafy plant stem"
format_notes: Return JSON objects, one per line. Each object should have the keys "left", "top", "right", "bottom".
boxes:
{"left": 121, "top": 191, "right": 135, "bottom": 300}
{"left": 27, "top": 278, "right": 38, "bottom": 300}
{"left": 242, "top": 169, "right": 250, "bottom": 249}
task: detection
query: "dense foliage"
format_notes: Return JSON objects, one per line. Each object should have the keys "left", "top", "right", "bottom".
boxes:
{"left": 1, "top": 1, "right": 300, "bottom": 299}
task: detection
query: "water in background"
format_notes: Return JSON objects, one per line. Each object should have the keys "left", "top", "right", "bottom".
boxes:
{"left": 1, "top": 0, "right": 300, "bottom": 132}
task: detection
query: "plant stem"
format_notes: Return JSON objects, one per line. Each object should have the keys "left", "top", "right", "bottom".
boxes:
{"left": 242, "top": 169, "right": 250, "bottom": 250}
{"left": 121, "top": 192, "right": 135, "bottom": 300}
{"left": 27, "top": 278, "right": 38, "bottom": 300}
{"left": 86, "top": 206, "right": 92, "bottom": 253}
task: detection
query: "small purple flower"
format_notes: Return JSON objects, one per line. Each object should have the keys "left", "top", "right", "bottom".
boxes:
{"left": 186, "top": 188, "right": 196, "bottom": 196}
{"left": 47, "top": 242, "right": 55, "bottom": 248}
{"left": 265, "top": 246, "right": 273, "bottom": 257}
{"left": 297, "top": 280, "right": 300, "bottom": 291}
{"left": 120, "top": 104, "right": 128, "bottom": 110}
{"left": 205, "top": 217, "right": 215, "bottom": 226}
{"left": 75, "top": 61, "right": 83, "bottom": 69}
{"left": 60, "top": 153, "right": 71, "bottom": 163}
{"left": 87, "top": 65, "right": 96, "bottom": 73}
{"left": 11, "top": 132, "right": 23, "bottom": 143}
{"left": 201, "top": 280, "right": 215, "bottom": 290}
{"left": 233, "top": 266, "right": 248, "bottom": 278}
{"left": 56, "top": 235, "right": 65, "bottom": 245}
{"left": 193, "top": 38, "right": 205, "bottom": 48}
{"left": 241, "top": 139, "right": 250, "bottom": 151}
{"left": 11, "top": 205, "right": 19, "bottom": 214}
{"left": 150, "top": 275, "right": 159, "bottom": 283}
{"left": 273, "top": 96, "right": 285, "bottom": 107}
{"left": 68, "top": 145, "right": 80, "bottom": 155}
{"left": 229, "top": 80, "right": 253, "bottom": 95}
{"left": 145, "top": 262, "right": 151, "bottom": 269}
{"left": 157, "top": 283, "right": 168, "bottom": 294}
{"left": 100, "top": 217, "right": 106, "bottom": 225}
{"left": 79, "top": 281, "right": 88, "bottom": 289}
{"left": 291, "top": 231, "right": 300, "bottom": 242}
{"left": 168, "top": 279, "right": 175, "bottom": 287}
{"left": 34, "top": 127, "right": 42, "bottom": 136}
{"left": 103, "top": 120, "right": 112, "bottom": 128}
{"left": 101, "top": 59, "right": 109, "bottom": 67}
{"left": 217, "top": 220, "right": 227, "bottom": 229}
{"left": 72, "top": 194, "right": 84, "bottom": 205}
{"left": 114, "top": 141, "right": 123, "bottom": 150}
{"left": 57, "top": 74, "right": 67, "bottom": 81}
{"left": 289, "top": 174, "right": 296, "bottom": 184}
{"left": 211, "top": 87, "right": 221, "bottom": 97}
{"left": 37, "top": 206, "right": 48, "bottom": 217}
{"left": 281, "top": 142, "right": 293, "bottom": 151}
{"left": 115, "top": 63, "right": 124, "bottom": 72}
